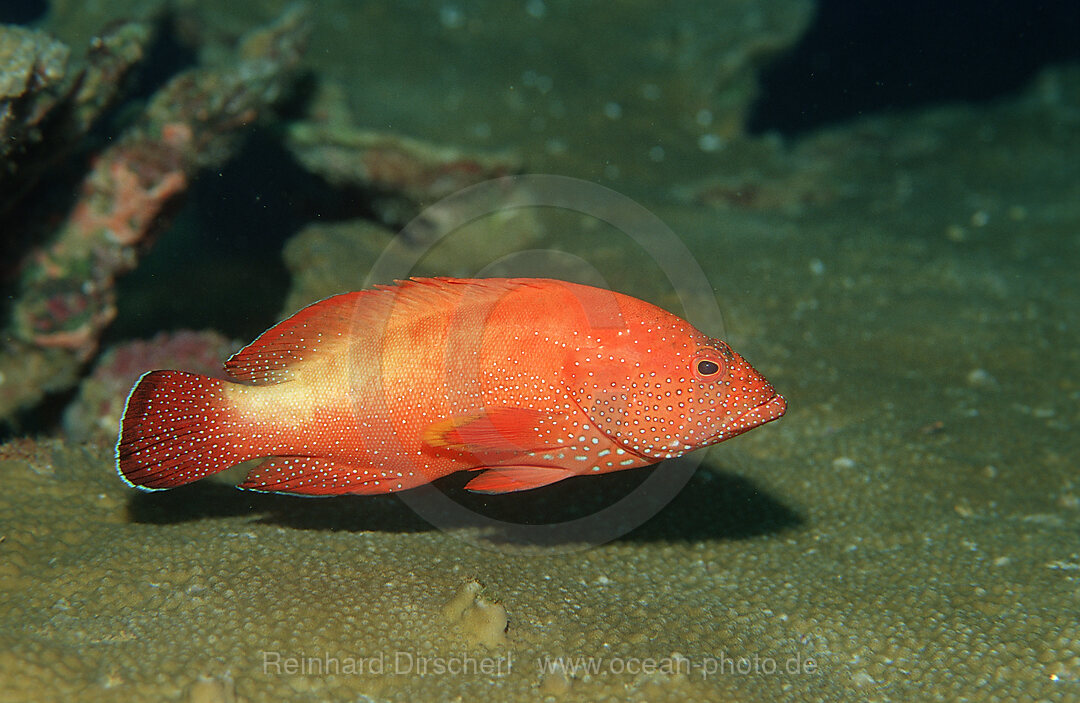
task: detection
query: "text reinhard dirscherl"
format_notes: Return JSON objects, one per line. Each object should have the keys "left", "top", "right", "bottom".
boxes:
{"left": 262, "top": 651, "right": 512, "bottom": 677}
{"left": 260, "top": 651, "right": 818, "bottom": 679}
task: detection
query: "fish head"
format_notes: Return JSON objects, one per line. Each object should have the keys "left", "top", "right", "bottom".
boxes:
{"left": 567, "top": 316, "right": 786, "bottom": 460}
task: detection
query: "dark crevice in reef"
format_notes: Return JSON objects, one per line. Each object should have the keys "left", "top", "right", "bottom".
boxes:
{"left": 102, "top": 129, "right": 334, "bottom": 345}
{"left": 0, "top": 0, "right": 48, "bottom": 25}
{"left": 749, "top": 0, "right": 1080, "bottom": 136}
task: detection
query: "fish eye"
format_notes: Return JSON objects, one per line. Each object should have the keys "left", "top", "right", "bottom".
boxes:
{"left": 693, "top": 354, "right": 725, "bottom": 380}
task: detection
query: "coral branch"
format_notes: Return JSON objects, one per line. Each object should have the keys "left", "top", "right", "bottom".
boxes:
{"left": 0, "top": 5, "right": 310, "bottom": 421}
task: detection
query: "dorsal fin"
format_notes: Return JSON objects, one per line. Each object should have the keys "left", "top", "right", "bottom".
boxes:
{"left": 224, "top": 291, "right": 368, "bottom": 384}
{"left": 224, "top": 278, "right": 546, "bottom": 385}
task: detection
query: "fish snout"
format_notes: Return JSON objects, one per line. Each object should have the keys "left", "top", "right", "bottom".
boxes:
{"left": 701, "top": 391, "right": 787, "bottom": 445}
{"left": 731, "top": 392, "right": 786, "bottom": 436}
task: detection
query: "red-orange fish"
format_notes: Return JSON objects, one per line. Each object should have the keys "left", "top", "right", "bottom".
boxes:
{"left": 117, "top": 278, "right": 785, "bottom": 495}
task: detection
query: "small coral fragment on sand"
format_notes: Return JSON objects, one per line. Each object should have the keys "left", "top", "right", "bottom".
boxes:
{"left": 441, "top": 580, "right": 509, "bottom": 649}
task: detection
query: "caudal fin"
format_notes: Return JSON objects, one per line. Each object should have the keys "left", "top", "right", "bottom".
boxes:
{"left": 116, "top": 370, "right": 254, "bottom": 490}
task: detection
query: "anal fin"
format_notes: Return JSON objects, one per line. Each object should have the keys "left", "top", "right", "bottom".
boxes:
{"left": 238, "top": 457, "right": 414, "bottom": 496}
{"left": 464, "top": 466, "right": 575, "bottom": 494}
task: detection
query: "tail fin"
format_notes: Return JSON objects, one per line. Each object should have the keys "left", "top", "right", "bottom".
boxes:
{"left": 116, "top": 370, "right": 255, "bottom": 490}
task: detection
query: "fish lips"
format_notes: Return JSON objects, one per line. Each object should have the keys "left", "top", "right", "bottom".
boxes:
{"left": 712, "top": 393, "right": 787, "bottom": 443}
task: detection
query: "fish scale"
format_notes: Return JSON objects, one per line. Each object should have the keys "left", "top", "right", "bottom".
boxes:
{"left": 117, "top": 277, "right": 786, "bottom": 495}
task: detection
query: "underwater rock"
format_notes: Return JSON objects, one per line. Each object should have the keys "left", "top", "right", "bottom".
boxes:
{"left": 0, "top": 20, "right": 152, "bottom": 218}
{"left": 679, "top": 161, "right": 839, "bottom": 216}
{"left": 0, "top": 25, "right": 71, "bottom": 160}
{"left": 672, "top": 133, "right": 842, "bottom": 217}
{"left": 280, "top": 219, "right": 398, "bottom": 314}
{"left": 682, "top": 63, "right": 1080, "bottom": 220}
{"left": 286, "top": 82, "right": 521, "bottom": 227}
{"left": 441, "top": 580, "right": 509, "bottom": 650}
{"left": 281, "top": 194, "right": 545, "bottom": 316}
{"left": 0, "top": 5, "right": 310, "bottom": 423}
{"left": 63, "top": 330, "right": 238, "bottom": 445}
{"left": 658, "top": 0, "right": 815, "bottom": 136}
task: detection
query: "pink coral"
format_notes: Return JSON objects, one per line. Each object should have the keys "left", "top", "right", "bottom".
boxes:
{"left": 70, "top": 148, "right": 188, "bottom": 246}
{"left": 63, "top": 330, "right": 239, "bottom": 444}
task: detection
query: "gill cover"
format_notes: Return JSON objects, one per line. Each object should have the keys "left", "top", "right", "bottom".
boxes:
{"left": 565, "top": 327, "right": 735, "bottom": 459}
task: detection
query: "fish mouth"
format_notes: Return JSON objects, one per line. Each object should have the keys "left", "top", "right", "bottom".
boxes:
{"left": 718, "top": 393, "right": 787, "bottom": 441}
{"left": 754, "top": 393, "right": 787, "bottom": 423}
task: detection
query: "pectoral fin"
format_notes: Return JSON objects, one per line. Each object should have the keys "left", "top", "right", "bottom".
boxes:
{"left": 422, "top": 407, "right": 564, "bottom": 454}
